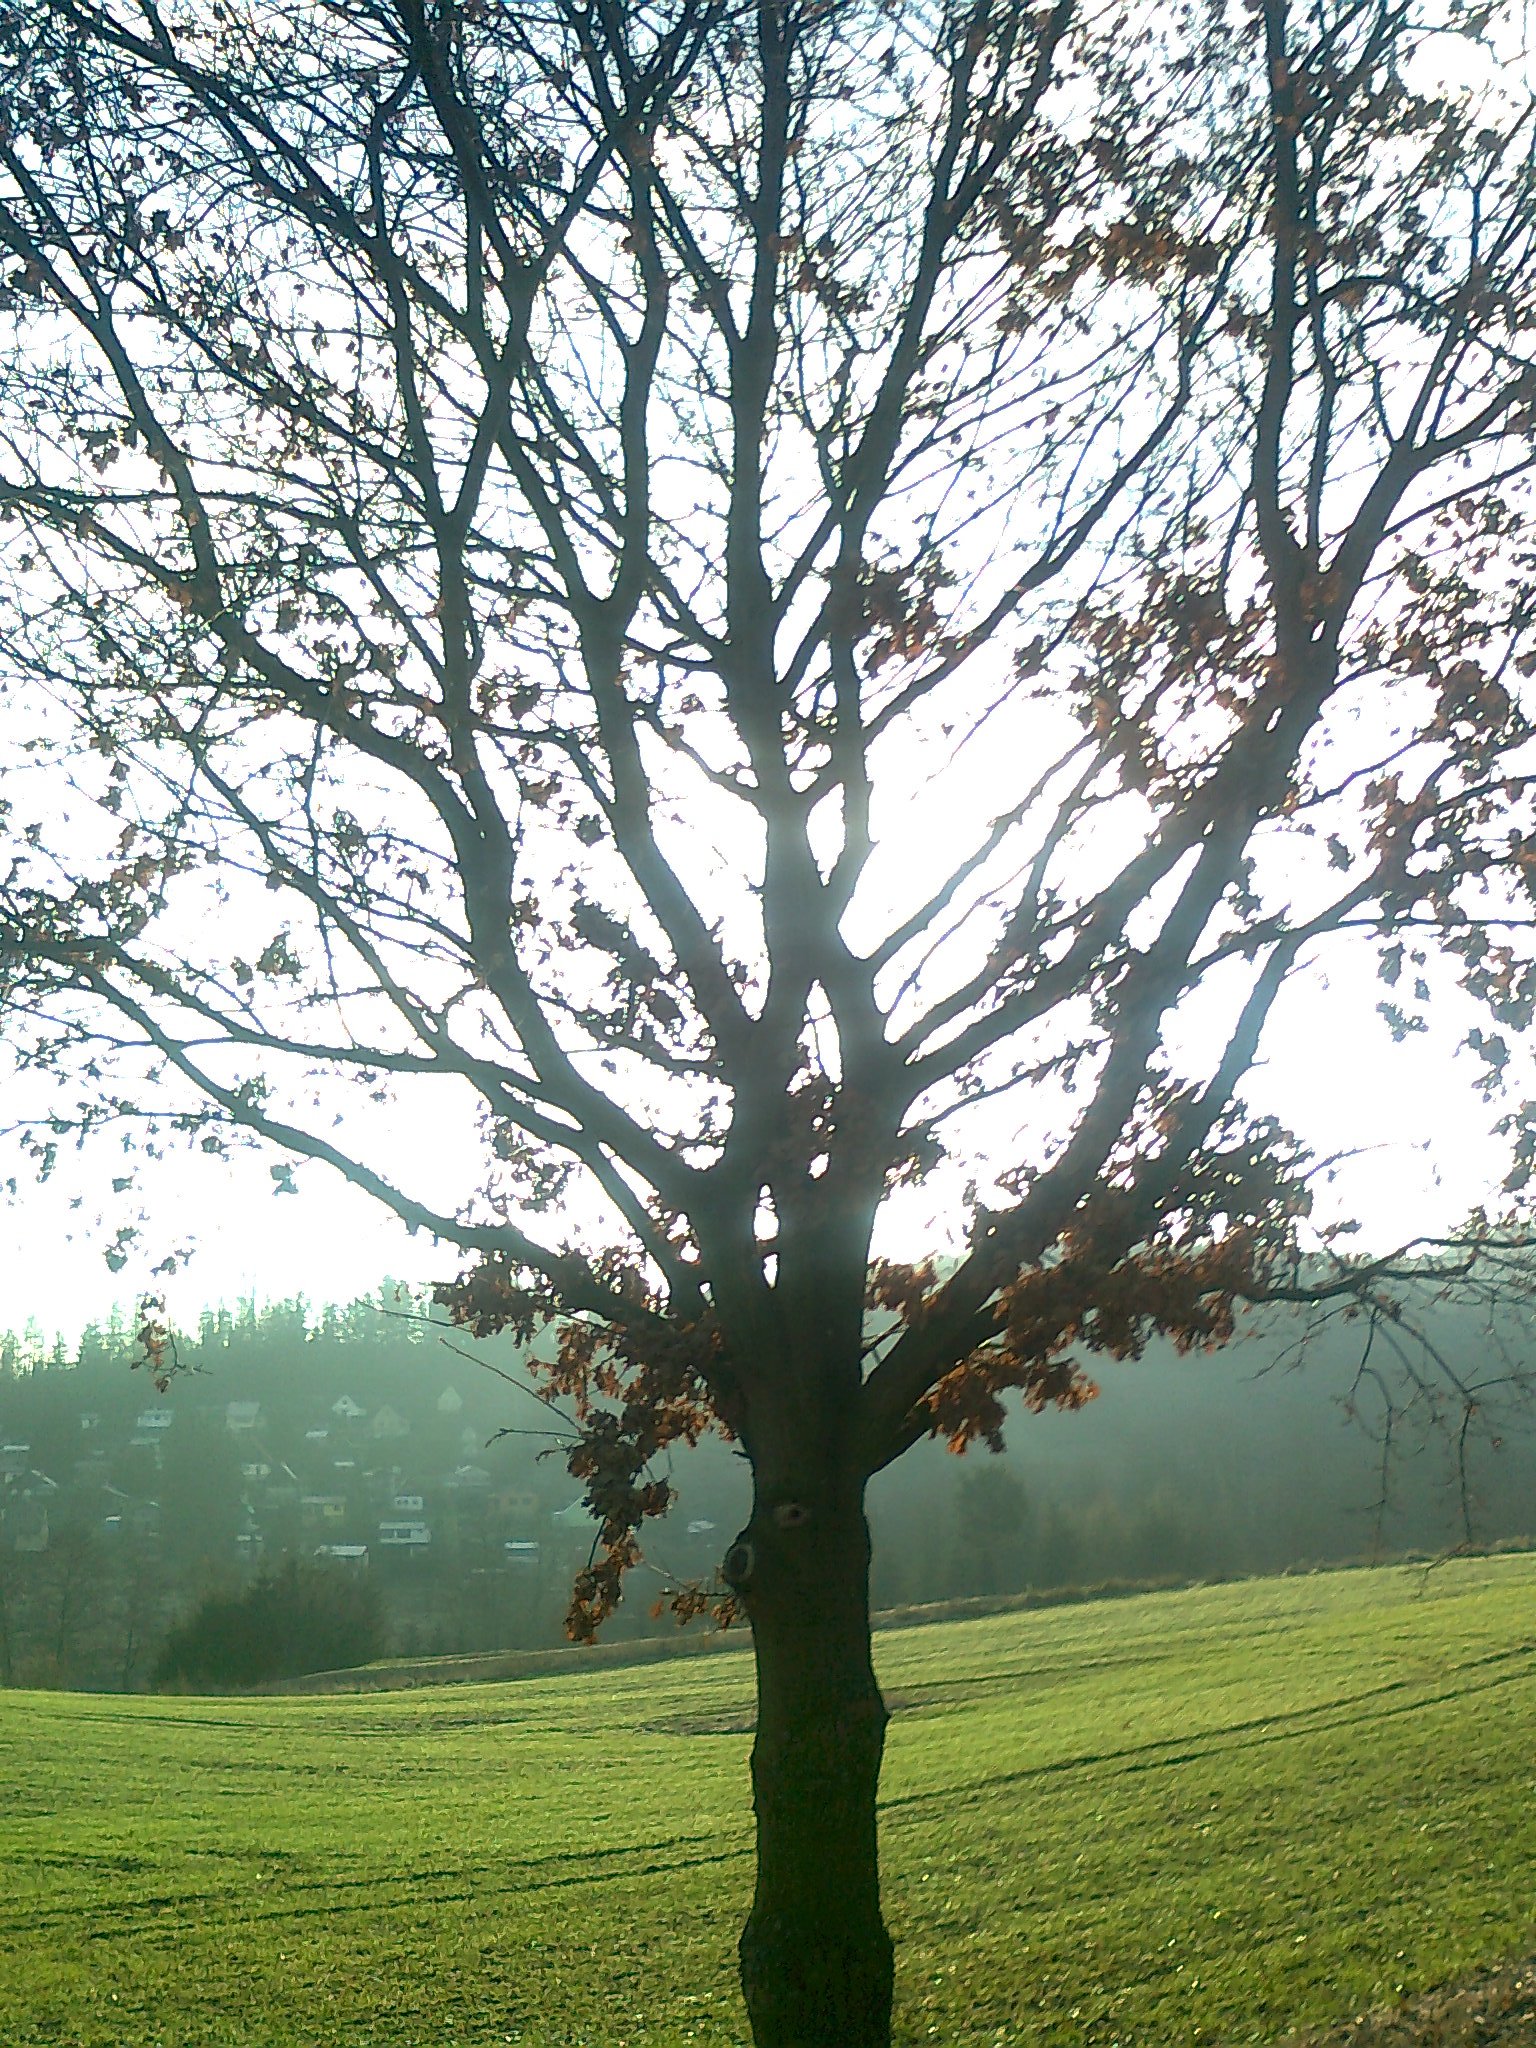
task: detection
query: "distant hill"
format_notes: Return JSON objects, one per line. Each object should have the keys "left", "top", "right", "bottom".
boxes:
{"left": 2, "top": 1282, "right": 1533, "bottom": 1688}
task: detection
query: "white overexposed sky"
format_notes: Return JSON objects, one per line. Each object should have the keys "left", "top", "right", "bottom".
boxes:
{"left": 0, "top": 842, "right": 1514, "bottom": 1354}
{"left": 0, "top": 652, "right": 1523, "bottom": 1352}
{"left": 1, "top": 530, "right": 1522, "bottom": 1353}
{"left": 1, "top": 4, "right": 1526, "bottom": 1352}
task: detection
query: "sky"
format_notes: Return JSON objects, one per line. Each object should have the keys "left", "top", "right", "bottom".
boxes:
{"left": 0, "top": 6, "right": 1526, "bottom": 1354}
{"left": 0, "top": 650, "right": 1520, "bottom": 1352}
{"left": 0, "top": 865, "right": 1513, "bottom": 1354}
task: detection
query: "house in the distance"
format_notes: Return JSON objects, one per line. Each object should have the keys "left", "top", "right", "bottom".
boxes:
{"left": 225, "top": 1400, "right": 263, "bottom": 1434}
{"left": 435, "top": 1386, "right": 463, "bottom": 1416}
{"left": 370, "top": 1405, "right": 410, "bottom": 1441}
{"left": 331, "top": 1394, "right": 366, "bottom": 1424}
{"left": 8, "top": 1497, "right": 49, "bottom": 1553}
{"left": 262, "top": 1465, "right": 300, "bottom": 1513}
{"left": 4, "top": 1467, "right": 59, "bottom": 1552}
{"left": 126, "top": 1498, "right": 160, "bottom": 1539}
{"left": 493, "top": 1487, "right": 541, "bottom": 1526}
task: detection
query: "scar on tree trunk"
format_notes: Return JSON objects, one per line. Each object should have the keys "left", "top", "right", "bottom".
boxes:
{"left": 724, "top": 1474, "right": 895, "bottom": 2048}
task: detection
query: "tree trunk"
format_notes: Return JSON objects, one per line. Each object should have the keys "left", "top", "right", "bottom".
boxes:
{"left": 726, "top": 1476, "right": 895, "bottom": 2048}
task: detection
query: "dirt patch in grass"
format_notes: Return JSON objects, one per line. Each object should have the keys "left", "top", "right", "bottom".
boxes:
{"left": 1281, "top": 1956, "right": 1536, "bottom": 2048}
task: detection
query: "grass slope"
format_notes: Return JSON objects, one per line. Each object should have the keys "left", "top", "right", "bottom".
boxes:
{"left": 1, "top": 1556, "right": 1533, "bottom": 2048}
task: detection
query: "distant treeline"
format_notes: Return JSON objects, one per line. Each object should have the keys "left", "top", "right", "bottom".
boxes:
{"left": 869, "top": 1294, "right": 1536, "bottom": 1610}
{"left": 1, "top": 1283, "right": 1534, "bottom": 1689}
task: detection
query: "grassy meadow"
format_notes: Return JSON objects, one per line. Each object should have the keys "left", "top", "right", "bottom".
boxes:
{"left": 2, "top": 1555, "right": 1534, "bottom": 2047}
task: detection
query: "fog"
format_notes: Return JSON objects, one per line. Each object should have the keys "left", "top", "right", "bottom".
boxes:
{"left": 1, "top": 1287, "right": 1531, "bottom": 1689}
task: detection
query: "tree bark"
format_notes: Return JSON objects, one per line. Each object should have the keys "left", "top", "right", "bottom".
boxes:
{"left": 726, "top": 1474, "right": 895, "bottom": 2048}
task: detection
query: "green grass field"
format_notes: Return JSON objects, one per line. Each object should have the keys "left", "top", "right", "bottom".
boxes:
{"left": 2, "top": 1555, "right": 1534, "bottom": 2048}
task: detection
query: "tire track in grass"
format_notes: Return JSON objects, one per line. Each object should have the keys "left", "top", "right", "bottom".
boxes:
{"left": 879, "top": 1641, "right": 1536, "bottom": 1816}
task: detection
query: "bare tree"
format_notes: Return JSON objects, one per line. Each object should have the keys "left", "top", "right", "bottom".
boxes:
{"left": 4, "top": 1, "right": 1536, "bottom": 2039}
{"left": 102, "top": 1527, "right": 172, "bottom": 1690}
{"left": 37, "top": 1516, "right": 102, "bottom": 1684}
